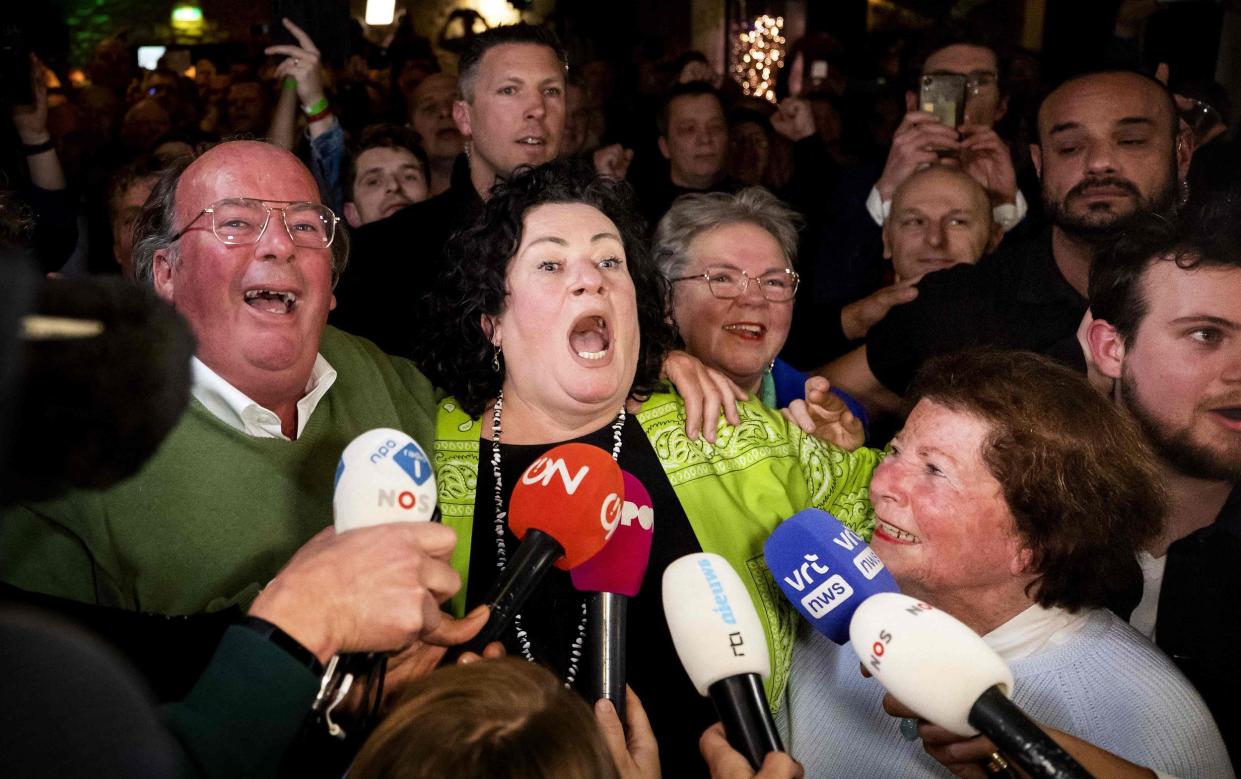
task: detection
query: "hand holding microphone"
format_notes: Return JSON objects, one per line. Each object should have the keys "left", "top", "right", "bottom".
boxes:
{"left": 849, "top": 593, "right": 1092, "bottom": 779}
{"left": 663, "top": 553, "right": 784, "bottom": 770}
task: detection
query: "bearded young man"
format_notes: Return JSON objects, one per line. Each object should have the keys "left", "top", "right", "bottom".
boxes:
{"left": 1085, "top": 199, "right": 1241, "bottom": 767}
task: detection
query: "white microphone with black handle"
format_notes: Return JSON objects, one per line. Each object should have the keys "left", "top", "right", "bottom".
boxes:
{"left": 663, "top": 553, "right": 784, "bottom": 771}
{"left": 315, "top": 428, "right": 440, "bottom": 737}
{"left": 850, "top": 592, "right": 1092, "bottom": 779}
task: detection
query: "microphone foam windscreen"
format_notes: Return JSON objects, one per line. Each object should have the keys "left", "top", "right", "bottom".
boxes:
{"left": 333, "top": 428, "right": 437, "bottom": 530}
{"left": 509, "top": 443, "right": 621, "bottom": 570}
{"left": 849, "top": 592, "right": 1014, "bottom": 736}
{"left": 764, "top": 508, "right": 898, "bottom": 644}
{"left": 663, "top": 553, "right": 770, "bottom": 696}
{"left": 570, "top": 470, "right": 654, "bottom": 596}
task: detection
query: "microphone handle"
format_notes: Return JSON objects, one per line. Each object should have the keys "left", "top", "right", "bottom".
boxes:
{"left": 585, "top": 591, "right": 627, "bottom": 724}
{"left": 467, "top": 529, "right": 565, "bottom": 651}
{"left": 708, "top": 673, "right": 784, "bottom": 771}
{"left": 969, "top": 686, "right": 1093, "bottom": 779}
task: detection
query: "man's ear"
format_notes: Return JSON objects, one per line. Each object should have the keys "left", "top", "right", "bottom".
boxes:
{"left": 881, "top": 225, "right": 893, "bottom": 260}
{"left": 452, "top": 100, "right": 473, "bottom": 138}
{"left": 1029, "top": 143, "right": 1042, "bottom": 179}
{"left": 1175, "top": 128, "right": 1193, "bottom": 181}
{"left": 657, "top": 136, "right": 670, "bottom": 161}
{"left": 343, "top": 202, "right": 362, "bottom": 228}
{"left": 1086, "top": 315, "right": 1126, "bottom": 381}
{"left": 994, "top": 94, "right": 1008, "bottom": 124}
{"left": 152, "top": 249, "right": 176, "bottom": 302}
{"left": 986, "top": 221, "right": 1003, "bottom": 254}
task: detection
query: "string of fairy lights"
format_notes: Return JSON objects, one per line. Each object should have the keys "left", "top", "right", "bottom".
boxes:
{"left": 731, "top": 13, "right": 786, "bottom": 103}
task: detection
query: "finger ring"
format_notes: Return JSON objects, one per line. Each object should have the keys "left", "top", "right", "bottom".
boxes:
{"left": 898, "top": 717, "right": 920, "bottom": 741}
{"left": 984, "top": 751, "right": 1015, "bottom": 776}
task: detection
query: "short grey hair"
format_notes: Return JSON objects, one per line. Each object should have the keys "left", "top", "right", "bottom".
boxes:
{"left": 131, "top": 148, "right": 350, "bottom": 285}
{"left": 652, "top": 187, "right": 802, "bottom": 281}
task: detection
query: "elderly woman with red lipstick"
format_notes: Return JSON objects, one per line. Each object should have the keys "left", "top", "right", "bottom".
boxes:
{"left": 785, "top": 350, "right": 1231, "bottom": 778}
{"left": 655, "top": 188, "right": 867, "bottom": 444}
{"left": 418, "top": 159, "right": 880, "bottom": 772}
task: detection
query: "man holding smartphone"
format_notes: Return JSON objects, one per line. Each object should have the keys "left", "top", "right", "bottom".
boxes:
{"left": 870, "top": 34, "right": 1021, "bottom": 233}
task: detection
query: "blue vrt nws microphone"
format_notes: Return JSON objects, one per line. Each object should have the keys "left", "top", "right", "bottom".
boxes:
{"left": 763, "top": 508, "right": 898, "bottom": 644}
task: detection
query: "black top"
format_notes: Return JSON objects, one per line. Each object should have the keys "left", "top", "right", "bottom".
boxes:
{"left": 866, "top": 228, "right": 1088, "bottom": 395}
{"left": 1156, "top": 486, "right": 1241, "bottom": 767}
{"left": 329, "top": 154, "right": 483, "bottom": 359}
{"left": 466, "top": 416, "right": 715, "bottom": 776}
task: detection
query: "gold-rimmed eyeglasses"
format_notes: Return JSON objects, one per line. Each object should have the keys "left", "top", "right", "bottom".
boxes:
{"left": 169, "top": 198, "right": 340, "bottom": 249}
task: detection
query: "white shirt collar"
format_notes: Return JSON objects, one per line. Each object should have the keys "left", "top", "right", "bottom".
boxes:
{"left": 190, "top": 354, "right": 337, "bottom": 440}
{"left": 982, "top": 602, "right": 1091, "bottom": 663}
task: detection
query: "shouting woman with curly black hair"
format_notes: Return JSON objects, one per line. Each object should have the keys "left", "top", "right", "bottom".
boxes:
{"left": 418, "top": 158, "right": 879, "bottom": 774}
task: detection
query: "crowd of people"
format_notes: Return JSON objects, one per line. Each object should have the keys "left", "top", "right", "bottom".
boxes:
{"left": 1, "top": 4, "right": 1239, "bottom": 778}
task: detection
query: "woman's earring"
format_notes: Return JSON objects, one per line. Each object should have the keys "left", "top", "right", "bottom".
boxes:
{"left": 492, "top": 344, "right": 502, "bottom": 373}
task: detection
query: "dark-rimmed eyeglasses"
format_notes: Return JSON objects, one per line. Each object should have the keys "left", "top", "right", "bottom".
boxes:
{"left": 169, "top": 198, "right": 339, "bottom": 249}
{"left": 671, "top": 266, "right": 799, "bottom": 302}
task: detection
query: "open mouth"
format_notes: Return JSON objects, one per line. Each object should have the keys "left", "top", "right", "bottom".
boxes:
{"left": 569, "top": 315, "right": 611, "bottom": 360}
{"left": 1213, "top": 406, "right": 1241, "bottom": 421}
{"left": 722, "top": 322, "right": 766, "bottom": 341}
{"left": 517, "top": 136, "right": 547, "bottom": 147}
{"left": 244, "top": 288, "right": 298, "bottom": 314}
{"left": 874, "top": 518, "right": 920, "bottom": 544}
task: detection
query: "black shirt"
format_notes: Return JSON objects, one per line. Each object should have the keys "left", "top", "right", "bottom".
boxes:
{"left": 1156, "top": 486, "right": 1241, "bottom": 767}
{"left": 866, "top": 228, "right": 1088, "bottom": 395}
{"left": 329, "top": 154, "right": 482, "bottom": 359}
{"left": 466, "top": 416, "right": 715, "bottom": 776}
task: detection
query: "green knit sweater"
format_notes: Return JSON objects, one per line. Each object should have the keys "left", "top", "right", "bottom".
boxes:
{"left": 0, "top": 326, "right": 439, "bottom": 614}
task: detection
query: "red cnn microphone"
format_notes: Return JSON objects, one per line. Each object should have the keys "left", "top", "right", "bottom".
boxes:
{"left": 571, "top": 471, "right": 655, "bottom": 723}
{"left": 468, "top": 443, "right": 622, "bottom": 650}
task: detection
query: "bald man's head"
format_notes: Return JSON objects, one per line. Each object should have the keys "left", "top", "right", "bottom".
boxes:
{"left": 884, "top": 165, "right": 1000, "bottom": 280}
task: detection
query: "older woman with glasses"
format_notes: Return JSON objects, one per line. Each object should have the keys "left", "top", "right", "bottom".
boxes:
{"left": 656, "top": 188, "right": 866, "bottom": 443}
{"left": 418, "top": 159, "right": 879, "bottom": 772}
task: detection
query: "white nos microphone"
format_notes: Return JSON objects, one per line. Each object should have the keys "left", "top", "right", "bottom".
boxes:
{"left": 332, "top": 428, "right": 438, "bottom": 530}
{"left": 315, "top": 428, "right": 438, "bottom": 737}
{"left": 849, "top": 592, "right": 1011, "bottom": 736}
{"left": 663, "top": 553, "right": 783, "bottom": 770}
{"left": 849, "top": 593, "right": 1090, "bottom": 779}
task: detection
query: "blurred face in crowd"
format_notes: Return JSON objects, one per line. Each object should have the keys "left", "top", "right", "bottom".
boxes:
{"left": 453, "top": 43, "right": 566, "bottom": 191}
{"left": 670, "top": 221, "right": 794, "bottom": 394}
{"left": 560, "top": 82, "right": 589, "bottom": 158}
{"left": 121, "top": 98, "right": 172, "bottom": 154}
{"left": 922, "top": 44, "right": 1005, "bottom": 127}
{"left": 111, "top": 174, "right": 159, "bottom": 277}
{"left": 152, "top": 142, "right": 336, "bottom": 407}
{"left": 344, "top": 146, "right": 429, "bottom": 227}
{"left": 883, "top": 166, "right": 1000, "bottom": 281}
{"left": 728, "top": 120, "right": 770, "bottom": 186}
{"left": 659, "top": 93, "right": 728, "bottom": 189}
{"left": 869, "top": 399, "right": 1029, "bottom": 615}
{"left": 410, "top": 73, "right": 463, "bottom": 163}
{"left": 1032, "top": 72, "right": 1189, "bottom": 242}
{"left": 491, "top": 202, "right": 639, "bottom": 420}
{"left": 1107, "top": 261, "right": 1241, "bottom": 482}
{"left": 227, "top": 82, "right": 269, "bottom": 135}
{"left": 142, "top": 70, "right": 180, "bottom": 112}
